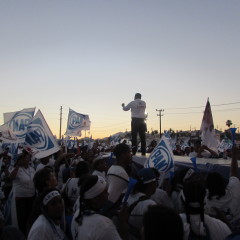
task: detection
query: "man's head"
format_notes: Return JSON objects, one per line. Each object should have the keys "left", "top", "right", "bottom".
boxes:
{"left": 134, "top": 93, "right": 141, "bottom": 100}
{"left": 113, "top": 143, "right": 132, "bottom": 166}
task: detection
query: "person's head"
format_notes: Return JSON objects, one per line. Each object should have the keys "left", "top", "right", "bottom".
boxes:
{"left": 113, "top": 143, "right": 132, "bottom": 166}
{"left": 15, "top": 150, "right": 31, "bottom": 167}
{"left": 143, "top": 205, "right": 183, "bottom": 240}
{"left": 33, "top": 167, "right": 58, "bottom": 193}
{"left": 75, "top": 160, "right": 90, "bottom": 178}
{"left": 76, "top": 175, "right": 108, "bottom": 225}
{"left": 39, "top": 156, "right": 50, "bottom": 165}
{"left": 134, "top": 168, "right": 158, "bottom": 196}
{"left": 92, "top": 156, "right": 107, "bottom": 172}
{"left": 183, "top": 174, "right": 206, "bottom": 222}
{"left": 81, "top": 175, "right": 108, "bottom": 209}
{"left": 134, "top": 93, "right": 141, "bottom": 100}
{"left": 40, "top": 188, "right": 64, "bottom": 224}
{"left": 193, "top": 140, "right": 202, "bottom": 152}
{"left": 206, "top": 172, "right": 227, "bottom": 200}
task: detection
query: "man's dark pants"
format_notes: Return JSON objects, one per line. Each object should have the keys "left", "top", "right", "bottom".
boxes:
{"left": 131, "top": 118, "right": 146, "bottom": 155}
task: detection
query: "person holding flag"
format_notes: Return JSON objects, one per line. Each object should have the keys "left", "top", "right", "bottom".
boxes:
{"left": 8, "top": 149, "right": 36, "bottom": 236}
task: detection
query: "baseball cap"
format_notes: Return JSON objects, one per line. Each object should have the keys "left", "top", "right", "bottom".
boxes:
{"left": 138, "top": 168, "right": 156, "bottom": 184}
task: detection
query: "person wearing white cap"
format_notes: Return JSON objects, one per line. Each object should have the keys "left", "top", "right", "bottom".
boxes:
{"left": 71, "top": 175, "right": 127, "bottom": 240}
{"left": 27, "top": 188, "right": 67, "bottom": 240}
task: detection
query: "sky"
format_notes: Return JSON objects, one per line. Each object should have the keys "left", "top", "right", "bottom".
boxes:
{"left": 0, "top": 0, "right": 240, "bottom": 139}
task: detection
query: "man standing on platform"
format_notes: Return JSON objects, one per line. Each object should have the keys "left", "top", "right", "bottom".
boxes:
{"left": 122, "top": 93, "right": 147, "bottom": 156}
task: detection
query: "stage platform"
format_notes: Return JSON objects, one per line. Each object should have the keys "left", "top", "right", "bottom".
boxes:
{"left": 132, "top": 154, "right": 240, "bottom": 179}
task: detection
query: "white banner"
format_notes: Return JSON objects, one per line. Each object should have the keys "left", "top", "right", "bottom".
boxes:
{"left": 144, "top": 135, "right": 174, "bottom": 173}
{"left": 2, "top": 107, "right": 35, "bottom": 143}
{"left": 65, "top": 108, "right": 91, "bottom": 137}
{"left": 24, "top": 110, "right": 60, "bottom": 159}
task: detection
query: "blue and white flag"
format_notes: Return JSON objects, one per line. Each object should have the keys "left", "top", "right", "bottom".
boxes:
{"left": 65, "top": 108, "right": 91, "bottom": 137}
{"left": 144, "top": 135, "right": 174, "bottom": 173}
{"left": 24, "top": 110, "right": 60, "bottom": 159}
{"left": 1, "top": 108, "right": 35, "bottom": 143}
{"left": 218, "top": 138, "right": 232, "bottom": 153}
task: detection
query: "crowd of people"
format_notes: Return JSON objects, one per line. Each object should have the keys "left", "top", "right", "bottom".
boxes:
{"left": 0, "top": 141, "right": 240, "bottom": 240}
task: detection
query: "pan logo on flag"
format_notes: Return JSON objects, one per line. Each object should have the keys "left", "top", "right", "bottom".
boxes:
{"left": 148, "top": 140, "right": 173, "bottom": 171}
{"left": 9, "top": 112, "right": 33, "bottom": 139}
{"left": 69, "top": 112, "right": 83, "bottom": 130}
{"left": 25, "top": 118, "right": 54, "bottom": 150}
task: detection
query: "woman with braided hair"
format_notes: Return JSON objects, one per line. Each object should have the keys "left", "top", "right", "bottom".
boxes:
{"left": 71, "top": 175, "right": 128, "bottom": 240}
{"left": 180, "top": 174, "right": 231, "bottom": 240}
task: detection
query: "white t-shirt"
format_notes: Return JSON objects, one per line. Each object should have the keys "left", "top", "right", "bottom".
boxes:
{"left": 107, "top": 165, "right": 129, "bottom": 203}
{"left": 123, "top": 99, "right": 146, "bottom": 119}
{"left": 171, "top": 189, "right": 185, "bottom": 213}
{"left": 58, "top": 164, "right": 66, "bottom": 189}
{"left": 180, "top": 213, "right": 232, "bottom": 240}
{"left": 28, "top": 214, "right": 66, "bottom": 240}
{"left": 36, "top": 160, "right": 54, "bottom": 172}
{"left": 12, "top": 166, "right": 36, "bottom": 197}
{"left": 92, "top": 170, "right": 106, "bottom": 181}
{"left": 71, "top": 210, "right": 121, "bottom": 240}
{"left": 151, "top": 188, "right": 174, "bottom": 209}
{"left": 63, "top": 178, "right": 80, "bottom": 207}
{"left": 127, "top": 192, "right": 156, "bottom": 236}
{"left": 205, "top": 176, "right": 240, "bottom": 225}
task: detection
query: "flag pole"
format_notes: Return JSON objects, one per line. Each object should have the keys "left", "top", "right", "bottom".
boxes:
{"left": 59, "top": 106, "right": 62, "bottom": 140}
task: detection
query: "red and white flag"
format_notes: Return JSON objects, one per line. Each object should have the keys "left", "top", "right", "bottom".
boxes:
{"left": 200, "top": 99, "right": 219, "bottom": 151}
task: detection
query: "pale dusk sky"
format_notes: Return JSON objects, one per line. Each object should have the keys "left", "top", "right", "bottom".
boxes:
{"left": 0, "top": 1, "right": 240, "bottom": 139}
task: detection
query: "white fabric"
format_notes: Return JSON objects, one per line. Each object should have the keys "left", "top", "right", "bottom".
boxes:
{"left": 122, "top": 99, "right": 146, "bottom": 119}
{"left": 151, "top": 188, "right": 174, "bottom": 209}
{"left": 36, "top": 160, "right": 54, "bottom": 172}
{"left": 63, "top": 178, "right": 80, "bottom": 206}
{"left": 43, "top": 191, "right": 61, "bottom": 206}
{"left": 57, "top": 164, "right": 65, "bottom": 189}
{"left": 84, "top": 176, "right": 106, "bottom": 199}
{"left": 180, "top": 213, "right": 232, "bottom": 240}
{"left": 92, "top": 170, "right": 106, "bottom": 181}
{"left": 36, "top": 163, "right": 47, "bottom": 172}
{"left": 28, "top": 214, "right": 66, "bottom": 240}
{"left": 189, "top": 150, "right": 212, "bottom": 158}
{"left": 73, "top": 196, "right": 80, "bottom": 213}
{"left": 205, "top": 176, "right": 240, "bottom": 223}
{"left": 171, "top": 189, "right": 185, "bottom": 213}
{"left": 71, "top": 209, "right": 121, "bottom": 240}
{"left": 107, "top": 165, "right": 129, "bottom": 203}
{"left": 12, "top": 166, "right": 36, "bottom": 197}
{"left": 127, "top": 192, "right": 156, "bottom": 235}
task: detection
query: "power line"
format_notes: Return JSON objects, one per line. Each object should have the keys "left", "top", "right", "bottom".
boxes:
{"left": 164, "top": 107, "right": 240, "bottom": 115}
{"left": 165, "top": 101, "right": 240, "bottom": 110}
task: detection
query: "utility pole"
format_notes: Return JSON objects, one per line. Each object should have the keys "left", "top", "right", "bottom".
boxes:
{"left": 156, "top": 109, "right": 164, "bottom": 138}
{"left": 59, "top": 106, "right": 62, "bottom": 140}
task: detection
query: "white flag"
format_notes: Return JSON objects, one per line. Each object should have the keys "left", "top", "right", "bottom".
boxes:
{"left": 1, "top": 107, "right": 35, "bottom": 143}
{"left": 25, "top": 110, "right": 60, "bottom": 159}
{"left": 0, "top": 122, "right": 18, "bottom": 142}
{"left": 200, "top": 99, "right": 219, "bottom": 151}
{"left": 144, "top": 135, "right": 174, "bottom": 173}
{"left": 65, "top": 108, "right": 91, "bottom": 137}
